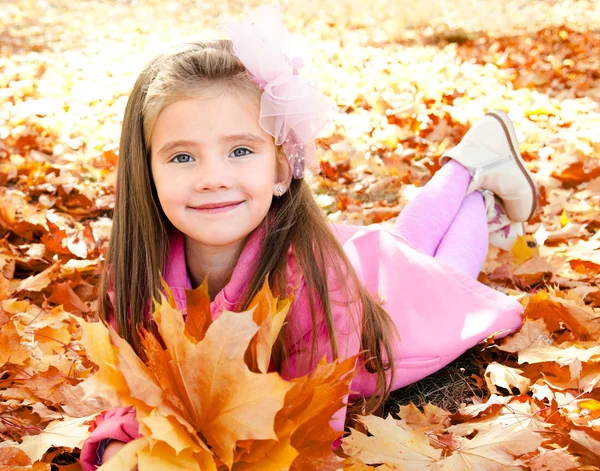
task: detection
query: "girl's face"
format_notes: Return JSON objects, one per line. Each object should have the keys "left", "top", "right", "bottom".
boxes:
{"left": 150, "top": 92, "right": 289, "bottom": 252}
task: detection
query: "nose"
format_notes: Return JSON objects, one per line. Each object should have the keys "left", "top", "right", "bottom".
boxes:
{"left": 193, "top": 154, "right": 233, "bottom": 192}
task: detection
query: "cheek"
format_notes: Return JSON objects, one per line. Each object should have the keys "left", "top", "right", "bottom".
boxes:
{"left": 152, "top": 173, "right": 183, "bottom": 211}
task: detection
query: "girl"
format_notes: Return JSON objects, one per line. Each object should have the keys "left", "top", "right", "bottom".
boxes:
{"left": 80, "top": 4, "right": 537, "bottom": 469}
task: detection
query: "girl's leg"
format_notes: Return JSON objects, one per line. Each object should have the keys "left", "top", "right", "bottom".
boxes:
{"left": 393, "top": 160, "right": 471, "bottom": 256}
{"left": 434, "top": 191, "right": 489, "bottom": 279}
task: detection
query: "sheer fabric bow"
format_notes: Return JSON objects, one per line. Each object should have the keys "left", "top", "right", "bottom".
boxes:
{"left": 223, "top": 4, "right": 337, "bottom": 178}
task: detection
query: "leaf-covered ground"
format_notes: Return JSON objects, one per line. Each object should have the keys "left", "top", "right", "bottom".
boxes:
{"left": 1, "top": 0, "right": 600, "bottom": 469}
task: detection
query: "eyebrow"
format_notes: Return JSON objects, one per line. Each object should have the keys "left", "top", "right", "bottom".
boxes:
{"left": 157, "top": 133, "right": 267, "bottom": 155}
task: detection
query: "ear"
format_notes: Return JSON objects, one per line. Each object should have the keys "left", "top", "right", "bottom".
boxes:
{"left": 273, "top": 147, "right": 293, "bottom": 196}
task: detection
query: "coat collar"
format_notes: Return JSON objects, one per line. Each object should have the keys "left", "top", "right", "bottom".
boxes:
{"left": 163, "top": 224, "right": 265, "bottom": 313}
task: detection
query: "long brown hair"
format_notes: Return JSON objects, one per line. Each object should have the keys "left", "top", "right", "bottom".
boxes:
{"left": 99, "top": 40, "right": 399, "bottom": 416}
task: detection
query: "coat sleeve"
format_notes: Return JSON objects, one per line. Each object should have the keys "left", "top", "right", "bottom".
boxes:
{"left": 80, "top": 407, "right": 141, "bottom": 470}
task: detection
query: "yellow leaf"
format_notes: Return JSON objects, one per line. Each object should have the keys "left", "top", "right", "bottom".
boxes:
{"left": 0, "top": 273, "right": 9, "bottom": 301}
{"left": 110, "top": 328, "right": 164, "bottom": 411}
{"left": 138, "top": 409, "right": 204, "bottom": 455}
{"left": 579, "top": 399, "right": 600, "bottom": 413}
{"left": 560, "top": 209, "right": 569, "bottom": 227}
{"left": 235, "top": 435, "right": 298, "bottom": 471}
{"left": 448, "top": 397, "right": 550, "bottom": 436}
{"left": 137, "top": 441, "right": 205, "bottom": 471}
{"left": 17, "top": 416, "right": 94, "bottom": 463}
{"left": 511, "top": 234, "right": 536, "bottom": 263}
{"left": 34, "top": 324, "right": 72, "bottom": 355}
{"left": 78, "top": 319, "right": 131, "bottom": 402}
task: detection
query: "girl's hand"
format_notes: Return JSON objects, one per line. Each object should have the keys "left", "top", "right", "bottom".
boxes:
{"left": 102, "top": 440, "right": 138, "bottom": 470}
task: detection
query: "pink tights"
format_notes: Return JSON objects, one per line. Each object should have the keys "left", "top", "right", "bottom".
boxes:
{"left": 393, "top": 161, "right": 489, "bottom": 279}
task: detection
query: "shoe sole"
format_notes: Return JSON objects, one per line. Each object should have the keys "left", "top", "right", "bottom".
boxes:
{"left": 486, "top": 110, "right": 539, "bottom": 221}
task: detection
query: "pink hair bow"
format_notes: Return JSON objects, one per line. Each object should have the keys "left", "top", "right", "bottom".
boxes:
{"left": 223, "top": 4, "right": 338, "bottom": 178}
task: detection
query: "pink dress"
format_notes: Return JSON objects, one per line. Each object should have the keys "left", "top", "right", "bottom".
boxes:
{"left": 80, "top": 222, "right": 523, "bottom": 470}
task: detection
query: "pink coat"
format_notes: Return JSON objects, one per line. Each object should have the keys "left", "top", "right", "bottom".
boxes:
{"left": 80, "top": 223, "right": 523, "bottom": 469}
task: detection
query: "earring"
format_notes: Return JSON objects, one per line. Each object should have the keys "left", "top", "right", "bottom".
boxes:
{"left": 277, "top": 185, "right": 284, "bottom": 197}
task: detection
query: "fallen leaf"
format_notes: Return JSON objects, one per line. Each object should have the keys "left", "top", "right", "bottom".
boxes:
{"left": 342, "top": 415, "right": 442, "bottom": 469}
{"left": 484, "top": 362, "right": 532, "bottom": 395}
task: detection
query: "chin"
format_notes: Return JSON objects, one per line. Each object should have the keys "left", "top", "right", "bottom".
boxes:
{"left": 191, "top": 232, "right": 247, "bottom": 247}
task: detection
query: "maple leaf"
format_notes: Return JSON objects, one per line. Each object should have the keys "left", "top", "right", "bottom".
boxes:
{"left": 46, "top": 281, "right": 90, "bottom": 315}
{"left": 497, "top": 318, "right": 549, "bottom": 354}
{"left": 0, "top": 447, "right": 31, "bottom": 467}
{"left": 518, "top": 343, "right": 600, "bottom": 380}
{"left": 231, "top": 354, "right": 357, "bottom": 469}
{"left": 182, "top": 276, "right": 212, "bottom": 342}
{"left": 0, "top": 273, "right": 9, "bottom": 301}
{"left": 245, "top": 278, "right": 292, "bottom": 374}
{"left": 430, "top": 426, "right": 544, "bottom": 470}
{"left": 342, "top": 415, "right": 442, "bottom": 469}
{"left": 484, "top": 362, "right": 531, "bottom": 395}
{"left": 78, "top": 318, "right": 139, "bottom": 406}
{"left": 524, "top": 291, "right": 600, "bottom": 340}
{"left": 15, "top": 263, "right": 60, "bottom": 293}
{"left": 15, "top": 415, "right": 95, "bottom": 463}
{"left": 496, "top": 315, "right": 600, "bottom": 380}
{"left": 529, "top": 446, "right": 581, "bottom": 471}
{"left": 0, "top": 321, "right": 29, "bottom": 365}
{"left": 149, "top": 293, "right": 293, "bottom": 468}
{"left": 448, "top": 397, "right": 551, "bottom": 436}
{"left": 397, "top": 403, "right": 451, "bottom": 434}
{"left": 344, "top": 414, "right": 544, "bottom": 470}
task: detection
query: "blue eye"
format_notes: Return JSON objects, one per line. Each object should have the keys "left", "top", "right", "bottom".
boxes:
{"left": 172, "top": 154, "right": 193, "bottom": 163}
{"left": 231, "top": 148, "right": 252, "bottom": 158}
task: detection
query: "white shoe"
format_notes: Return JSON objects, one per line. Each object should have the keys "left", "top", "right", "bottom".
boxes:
{"left": 480, "top": 190, "right": 524, "bottom": 250}
{"left": 440, "top": 110, "right": 539, "bottom": 222}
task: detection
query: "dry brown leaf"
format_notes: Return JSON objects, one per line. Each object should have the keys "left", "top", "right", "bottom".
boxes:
{"left": 529, "top": 446, "right": 582, "bottom": 471}
{"left": 0, "top": 321, "right": 29, "bottom": 365}
{"left": 342, "top": 415, "right": 442, "bottom": 469}
{"left": 397, "top": 402, "right": 451, "bottom": 433}
{"left": 484, "top": 362, "right": 532, "bottom": 395}
{"left": 429, "top": 426, "right": 544, "bottom": 470}
{"left": 497, "top": 318, "right": 549, "bottom": 353}
{"left": 448, "top": 398, "right": 551, "bottom": 436}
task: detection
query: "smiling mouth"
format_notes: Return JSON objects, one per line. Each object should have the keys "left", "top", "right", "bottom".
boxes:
{"left": 188, "top": 201, "right": 243, "bottom": 213}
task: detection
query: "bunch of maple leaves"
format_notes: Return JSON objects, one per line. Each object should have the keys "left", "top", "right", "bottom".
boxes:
{"left": 78, "top": 279, "right": 360, "bottom": 470}
{"left": 2, "top": 0, "right": 600, "bottom": 469}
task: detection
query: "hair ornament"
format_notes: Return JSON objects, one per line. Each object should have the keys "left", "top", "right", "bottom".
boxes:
{"left": 222, "top": 4, "right": 337, "bottom": 178}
